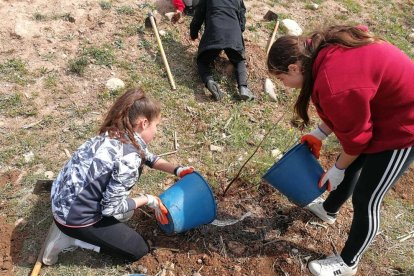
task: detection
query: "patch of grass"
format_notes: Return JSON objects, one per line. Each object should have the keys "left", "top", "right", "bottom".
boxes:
{"left": 33, "top": 12, "right": 47, "bottom": 21}
{"left": 99, "top": 88, "right": 125, "bottom": 100}
{"left": 113, "top": 39, "right": 124, "bottom": 49}
{"left": 247, "top": 22, "right": 262, "bottom": 32}
{"left": 138, "top": 38, "right": 152, "bottom": 50}
{"left": 0, "top": 93, "right": 38, "bottom": 117}
{"left": 340, "top": 0, "right": 362, "bottom": 13}
{"left": 84, "top": 45, "right": 115, "bottom": 67}
{"left": 121, "top": 24, "right": 145, "bottom": 37}
{"left": 116, "top": 5, "right": 135, "bottom": 15}
{"left": 51, "top": 13, "right": 75, "bottom": 22}
{"left": 68, "top": 56, "right": 88, "bottom": 76}
{"left": 368, "top": 2, "right": 414, "bottom": 58}
{"left": 44, "top": 72, "right": 58, "bottom": 89}
{"left": 99, "top": 0, "right": 112, "bottom": 10}
{"left": 0, "top": 58, "right": 30, "bottom": 85}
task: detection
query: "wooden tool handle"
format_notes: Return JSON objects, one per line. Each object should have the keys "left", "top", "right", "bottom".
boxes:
{"left": 30, "top": 223, "right": 54, "bottom": 276}
{"left": 266, "top": 20, "right": 280, "bottom": 56}
{"left": 148, "top": 14, "right": 177, "bottom": 90}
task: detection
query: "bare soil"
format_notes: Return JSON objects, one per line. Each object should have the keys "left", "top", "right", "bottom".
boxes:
{"left": 2, "top": 164, "right": 413, "bottom": 275}
{"left": 1, "top": 0, "right": 413, "bottom": 275}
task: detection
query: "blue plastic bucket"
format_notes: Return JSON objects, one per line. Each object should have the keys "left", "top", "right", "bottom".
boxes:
{"left": 262, "top": 143, "right": 326, "bottom": 207}
{"left": 158, "top": 172, "right": 217, "bottom": 234}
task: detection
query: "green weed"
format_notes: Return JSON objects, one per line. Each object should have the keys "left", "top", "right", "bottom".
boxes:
{"left": 33, "top": 12, "right": 47, "bottom": 21}
{"left": 0, "top": 93, "right": 38, "bottom": 117}
{"left": 121, "top": 24, "right": 144, "bottom": 37}
{"left": 340, "top": 0, "right": 362, "bottom": 13}
{"left": 83, "top": 45, "right": 115, "bottom": 67}
{"left": 0, "top": 58, "right": 30, "bottom": 85}
{"left": 116, "top": 6, "right": 135, "bottom": 15}
{"left": 44, "top": 72, "right": 58, "bottom": 89}
{"left": 99, "top": 1, "right": 112, "bottom": 10}
{"left": 68, "top": 56, "right": 88, "bottom": 76}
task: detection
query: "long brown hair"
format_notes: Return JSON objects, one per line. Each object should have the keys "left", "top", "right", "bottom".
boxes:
{"left": 99, "top": 88, "right": 161, "bottom": 153}
{"left": 267, "top": 25, "right": 383, "bottom": 126}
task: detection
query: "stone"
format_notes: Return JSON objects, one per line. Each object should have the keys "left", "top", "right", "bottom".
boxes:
{"left": 14, "top": 18, "right": 39, "bottom": 39}
{"left": 210, "top": 145, "right": 223, "bottom": 152}
{"left": 136, "top": 264, "right": 147, "bottom": 273}
{"left": 23, "top": 151, "right": 35, "bottom": 163}
{"left": 281, "top": 19, "right": 303, "bottom": 36}
{"left": 271, "top": 148, "right": 282, "bottom": 159}
{"left": 44, "top": 171, "right": 54, "bottom": 179}
{"left": 159, "top": 30, "right": 167, "bottom": 36}
{"left": 310, "top": 3, "right": 319, "bottom": 10}
{"left": 105, "top": 78, "right": 125, "bottom": 91}
{"left": 264, "top": 78, "right": 277, "bottom": 101}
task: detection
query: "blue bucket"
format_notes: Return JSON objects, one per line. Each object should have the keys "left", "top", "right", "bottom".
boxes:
{"left": 158, "top": 172, "right": 217, "bottom": 234}
{"left": 262, "top": 143, "right": 326, "bottom": 207}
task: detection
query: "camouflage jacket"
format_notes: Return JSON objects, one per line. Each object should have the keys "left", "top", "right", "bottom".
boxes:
{"left": 51, "top": 132, "right": 159, "bottom": 227}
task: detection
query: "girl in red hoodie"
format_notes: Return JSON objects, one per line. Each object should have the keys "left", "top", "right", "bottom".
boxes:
{"left": 267, "top": 25, "right": 414, "bottom": 276}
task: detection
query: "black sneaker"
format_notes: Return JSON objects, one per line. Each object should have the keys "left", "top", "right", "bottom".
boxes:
{"left": 184, "top": 6, "right": 194, "bottom": 16}
{"left": 206, "top": 80, "right": 224, "bottom": 101}
{"left": 239, "top": 86, "right": 255, "bottom": 101}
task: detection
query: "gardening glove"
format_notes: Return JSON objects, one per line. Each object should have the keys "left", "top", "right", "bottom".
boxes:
{"left": 174, "top": 166, "right": 194, "bottom": 178}
{"left": 301, "top": 126, "right": 328, "bottom": 159}
{"left": 318, "top": 164, "right": 345, "bottom": 192}
{"left": 172, "top": 10, "right": 182, "bottom": 24}
{"left": 146, "top": 195, "right": 169, "bottom": 225}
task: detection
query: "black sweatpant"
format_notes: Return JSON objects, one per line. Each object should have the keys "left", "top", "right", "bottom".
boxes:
{"left": 323, "top": 146, "right": 414, "bottom": 266}
{"left": 197, "top": 48, "right": 248, "bottom": 87}
{"left": 56, "top": 216, "right": 149, "bottom": 261}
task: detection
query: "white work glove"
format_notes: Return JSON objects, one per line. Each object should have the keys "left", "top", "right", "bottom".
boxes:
{"left": 145, "top": 194, "right": 169, "bottom": 225}
{"left": 319, "top": 164, "right": 345, "bottom": 191}
{"left": 174, "top": 166, "right": 194, "bottom": 178}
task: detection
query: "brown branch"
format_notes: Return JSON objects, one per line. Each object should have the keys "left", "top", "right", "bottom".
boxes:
{"left": 222, "top": 112, "right": 286, "bottom": 196}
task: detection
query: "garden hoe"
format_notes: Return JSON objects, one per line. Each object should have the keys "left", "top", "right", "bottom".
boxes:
{"left": 145, "top": 12, "right": 177, "bottom": 90}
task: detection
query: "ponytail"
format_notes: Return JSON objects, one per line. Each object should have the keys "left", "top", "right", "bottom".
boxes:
{"left": 268, "top": 25, "right": 383, "bottom": 126}
{"left": 99, "top": 88, "right": 161, "bottom": 155}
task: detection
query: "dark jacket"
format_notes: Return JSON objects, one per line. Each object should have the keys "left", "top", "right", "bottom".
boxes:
{"left": 190, "top": 0, "right": 246, "bottom": 56}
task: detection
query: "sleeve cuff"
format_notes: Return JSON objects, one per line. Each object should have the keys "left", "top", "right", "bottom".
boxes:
{"left": 126, "top": 198, "right": 136, "bottom": 211}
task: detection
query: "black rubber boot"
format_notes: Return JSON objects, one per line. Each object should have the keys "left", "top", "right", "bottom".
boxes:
{"left": 206, "top": 80, "right": 224, "bottom": 101}
{"left": 184, "top": 6, "right": 194, "bottom": 16}
{"left": 239, "top": 86, "right": 255, "bottom": 101}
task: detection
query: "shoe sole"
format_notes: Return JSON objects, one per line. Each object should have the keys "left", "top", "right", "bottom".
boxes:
{"left": 239, "top": 93, "right": 255, "bottom": 101}
{"left": 305, "top": 206, "right": 336, "bottom": 224}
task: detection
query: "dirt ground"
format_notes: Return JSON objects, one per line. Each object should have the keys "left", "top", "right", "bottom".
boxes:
{"left": 1, "top": 164, "right": 413, "bottom": 275}
{"left": 1, "top": 0, "right": 414, "bottom": 275}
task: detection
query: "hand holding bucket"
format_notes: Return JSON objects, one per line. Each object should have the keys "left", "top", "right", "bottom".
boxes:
{"left": 262, "top": 143, "right": 327, "bottom": 207}
{"left": 146, "top": 195, "right": 169, "bottom": 225}
{"left": 158, "top": 171, "right": 217, "bottom": 234}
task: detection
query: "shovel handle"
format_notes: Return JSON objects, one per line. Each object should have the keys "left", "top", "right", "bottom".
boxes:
{"left": 148, "top": 13, "right": 177, "bottom": 90}
{"left": 30, "top": 223, "right": 54, "bottom": 276}
{"left": 266, "top": 20, "right": 280, "bottom": 56}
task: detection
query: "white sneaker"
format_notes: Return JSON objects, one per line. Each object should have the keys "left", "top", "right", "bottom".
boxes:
{"left": 42, "top": 222, "right": 78, "bottom": 265}
{"left": 114, "top": 210, "right": 134, "bottom": 222}
{"left": 308, "top": 255, "right": 357, "bottom": 276}
{"left": 305, "top": 198, "right": 337, "bottom": 224}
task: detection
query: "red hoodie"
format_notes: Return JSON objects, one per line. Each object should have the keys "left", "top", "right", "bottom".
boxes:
{"left": 312, "top": 42, "right": 414, "bottom": 155}
{"left": 172, "top": 0, "right": 185, "bottom": 12}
